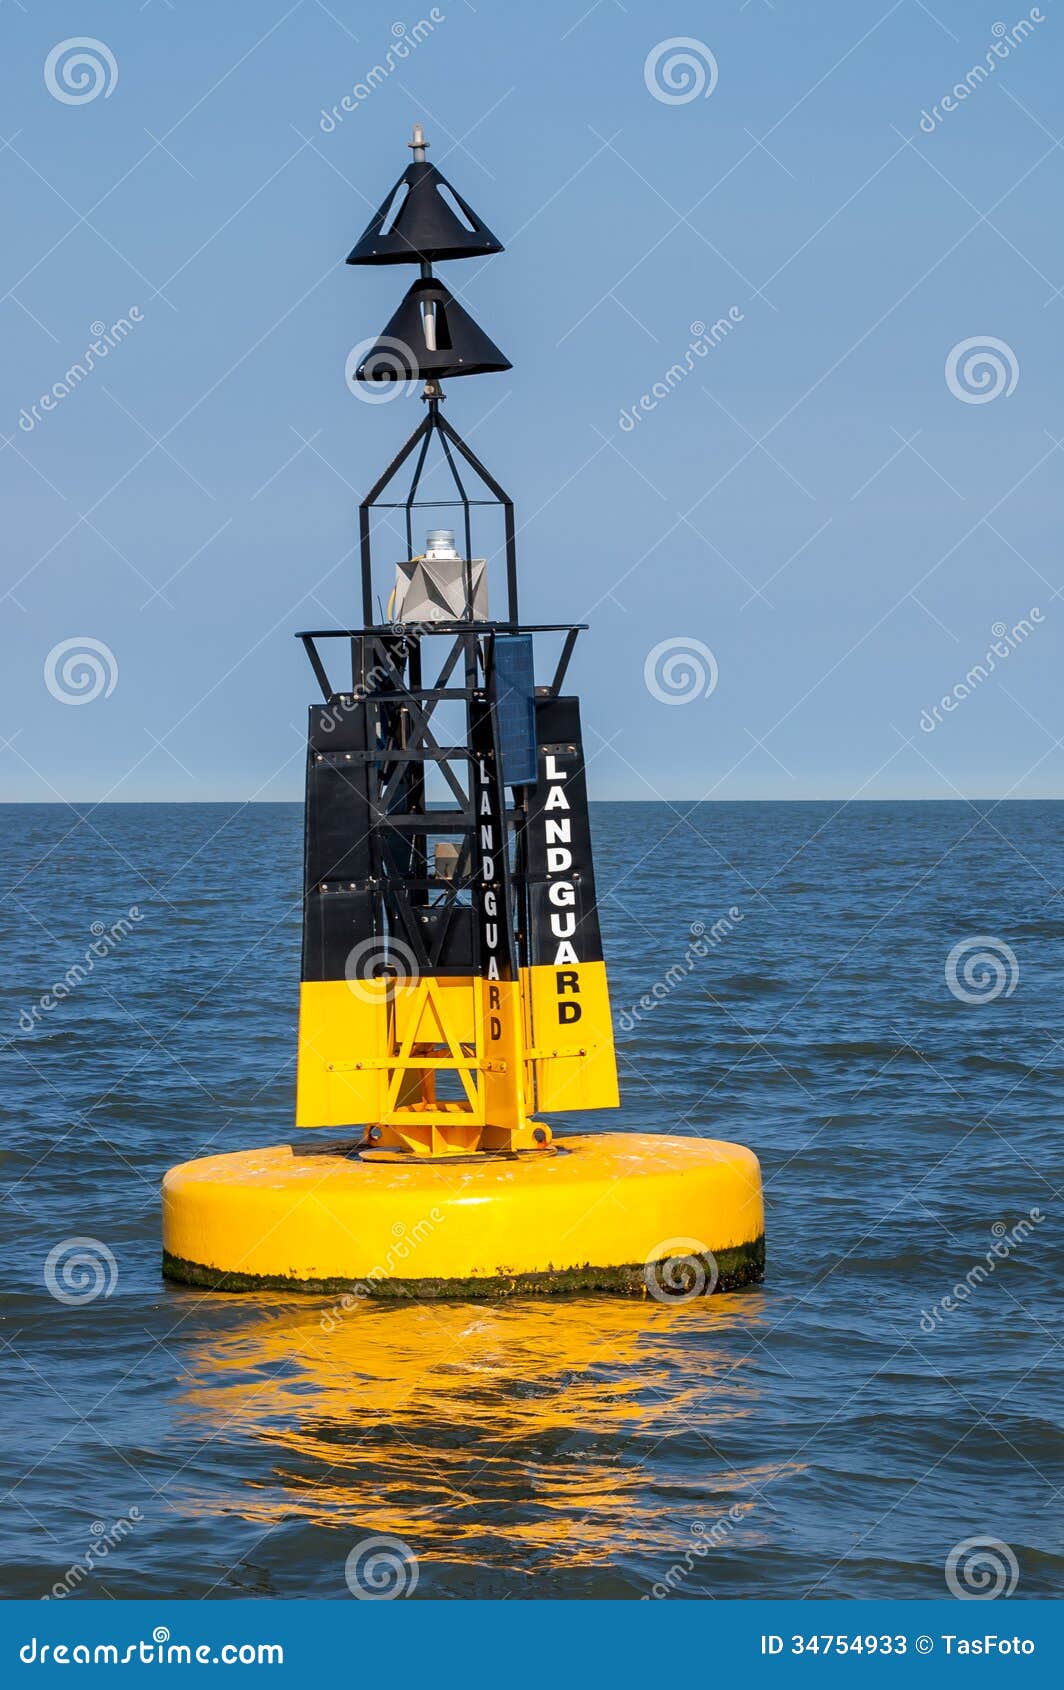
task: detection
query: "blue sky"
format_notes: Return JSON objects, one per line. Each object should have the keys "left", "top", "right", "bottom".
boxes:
{"left": 1, "top": 0, "right": 1061, "bottom": 801}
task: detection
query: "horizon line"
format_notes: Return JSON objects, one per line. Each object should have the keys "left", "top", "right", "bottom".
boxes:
{"left": 1, "top": 795, "right": 1061, "bottom": 808}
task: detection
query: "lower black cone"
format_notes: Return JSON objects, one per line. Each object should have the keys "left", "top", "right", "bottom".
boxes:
{"left": 356, "top": 277, "right": 510, "bottom": 383}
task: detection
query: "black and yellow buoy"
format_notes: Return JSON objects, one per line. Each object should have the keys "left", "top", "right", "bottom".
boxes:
{"left": 162, "top": 124, "right": 765, "bottom": 1298}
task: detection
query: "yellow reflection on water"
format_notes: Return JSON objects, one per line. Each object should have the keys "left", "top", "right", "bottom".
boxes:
{"left": 176, "top": 1293, "right": 797, "bottom": 1573}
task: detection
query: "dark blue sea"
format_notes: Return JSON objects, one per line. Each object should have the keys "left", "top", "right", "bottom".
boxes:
{"left": 1, "top": 801, "right": 1061, "bottom": 1600}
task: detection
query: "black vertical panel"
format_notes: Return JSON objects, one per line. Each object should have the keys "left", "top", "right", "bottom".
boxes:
{"left": 469, "top": 689, "right": 519, "bottom": 982}
{"left": 301, "top": 701, "right": 378, "bottom": 982}
{"left": 525, "top": 695, "right": 605, "bottom": 967}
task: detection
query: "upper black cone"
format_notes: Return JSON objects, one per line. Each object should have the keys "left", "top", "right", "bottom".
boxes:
{"left": 356, "top": 277, "right": 511, "bottom": 382}
{"left": 347, "top": 161, "right": 504, "bottom": 266}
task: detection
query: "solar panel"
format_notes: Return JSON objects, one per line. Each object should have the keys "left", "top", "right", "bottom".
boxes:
{"left": 492, "top": 634, "right": 538, "bottom": 787}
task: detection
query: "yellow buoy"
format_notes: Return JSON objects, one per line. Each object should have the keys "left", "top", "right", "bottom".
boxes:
{"left": 163, "top": 1133, "right": 763, "bottom": 1298}
{"left": 160, "top": 124, "right": 767, "bottom": 1301}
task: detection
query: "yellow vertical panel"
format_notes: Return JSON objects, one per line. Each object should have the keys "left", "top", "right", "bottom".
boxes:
{"left": 480, "top": 977, "right": 528, "bottom": 1133}
{"left": 523, "top": 960, "right": 620, "bottom": 1113}
{"left": 295, "top": 980, "right": 388, "bottom": 1128}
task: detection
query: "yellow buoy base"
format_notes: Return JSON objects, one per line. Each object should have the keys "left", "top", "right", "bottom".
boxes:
{"left": 161, "top": 1132, "right": 765, "bottom": 1298}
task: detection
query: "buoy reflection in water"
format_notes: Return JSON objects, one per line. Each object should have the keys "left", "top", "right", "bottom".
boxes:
{"left": 173, "top": 1291, "right": 794, "bottom": 1591}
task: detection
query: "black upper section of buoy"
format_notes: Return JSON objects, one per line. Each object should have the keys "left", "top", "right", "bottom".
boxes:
{"left": 347, "top": 160, "right": 504, "bottom": 266}
{"left": 357, "top": 277, "right": 511, "bottom": 382}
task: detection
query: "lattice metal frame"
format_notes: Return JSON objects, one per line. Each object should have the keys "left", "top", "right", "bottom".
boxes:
{"left": 358, "top": 396, "right": 518, "bottom": 627}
